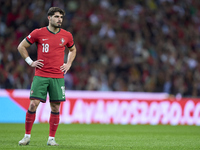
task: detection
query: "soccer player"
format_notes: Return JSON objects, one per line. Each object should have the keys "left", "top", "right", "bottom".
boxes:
{"left": 18, "top": 7, "right": 76, "bottom": 146}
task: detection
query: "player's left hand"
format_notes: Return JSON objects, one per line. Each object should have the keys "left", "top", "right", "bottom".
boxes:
{"left": 60, "top": 63, "right": 71, "bottom": 74}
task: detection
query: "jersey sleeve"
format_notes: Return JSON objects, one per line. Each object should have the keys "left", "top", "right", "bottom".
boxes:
{"left": 66, "top": 32, "right": 74, "bottom": 48}
{"left": 25, "top": 29, "right": 39, "bottom": 45}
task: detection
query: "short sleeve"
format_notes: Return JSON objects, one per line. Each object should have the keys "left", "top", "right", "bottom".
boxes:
{"left": 25, "top": 29, "right": 39, "bottom": 45}
{"left": 66, "top": 32, "right": 74, "bottom": 48}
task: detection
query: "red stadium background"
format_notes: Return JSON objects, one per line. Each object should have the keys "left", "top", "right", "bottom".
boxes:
{"left": 1, "top": 89, "right": 200, "bottom": 125}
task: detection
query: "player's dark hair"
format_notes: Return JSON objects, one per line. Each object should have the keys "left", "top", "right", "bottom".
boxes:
{"left": 47, "top": 7, "right": 65, "bottom": 16}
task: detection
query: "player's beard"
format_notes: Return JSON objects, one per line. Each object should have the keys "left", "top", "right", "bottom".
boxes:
{"left": 51, "top": 22, "right": 62, "bottom": 28}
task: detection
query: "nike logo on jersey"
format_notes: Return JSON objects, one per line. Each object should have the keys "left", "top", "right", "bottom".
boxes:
{"left": 42, "top": 39, "right": 48, "bottom": 41}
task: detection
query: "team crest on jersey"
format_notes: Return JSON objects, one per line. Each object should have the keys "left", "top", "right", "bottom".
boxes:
{"left": 60, "top": 38, "right": 65, "bottom": 46}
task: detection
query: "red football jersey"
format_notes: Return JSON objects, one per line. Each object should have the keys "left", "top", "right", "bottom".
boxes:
{"left": 26, "top": 27, "right": 74, "bottom": 78}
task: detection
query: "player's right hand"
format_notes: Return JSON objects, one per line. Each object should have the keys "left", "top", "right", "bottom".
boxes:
{"left": 31, "top": 59, "right": 44, "bottom": 69}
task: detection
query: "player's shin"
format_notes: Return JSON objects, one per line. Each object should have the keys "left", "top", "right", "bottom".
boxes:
{"left": 49, "top": 111, "right": 60, "bottom": 138}
{"left": 25, "top": 110, "right": 36, "bottom": 135}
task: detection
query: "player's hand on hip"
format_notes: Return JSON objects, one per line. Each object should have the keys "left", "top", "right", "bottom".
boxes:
{"left": 60, "top": 63, "right": 71, "bottom": 74}
{"left": 31, "top": 59, "right": 44, "bottom": 69}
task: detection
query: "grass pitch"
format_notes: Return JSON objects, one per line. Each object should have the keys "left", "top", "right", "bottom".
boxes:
{"left": 0, "top": 123, "right": 199, "bottom": 150}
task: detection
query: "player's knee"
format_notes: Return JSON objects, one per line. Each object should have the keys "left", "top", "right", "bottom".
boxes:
{"left": 50, "top": 103, "right": 60, "bottom": 112}
{"left": 51, "top": 106, "right": 59, "bottom": 112}
{"left": 29, "top": 100, "right": 40, "bottom": 111}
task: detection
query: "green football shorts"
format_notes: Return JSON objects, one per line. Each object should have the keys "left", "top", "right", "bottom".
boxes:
{"left": 30, "top": 76, "right": 66, "bottom": 103}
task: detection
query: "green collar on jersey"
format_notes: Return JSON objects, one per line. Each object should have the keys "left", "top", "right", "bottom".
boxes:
{"left": 46, "top": 26, "right": 60, "bottom": 34}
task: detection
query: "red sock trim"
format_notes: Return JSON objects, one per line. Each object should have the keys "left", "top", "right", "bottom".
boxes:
{"left": 25, "top": 110, "right": 36, "bottom": 134}
{"left": 49, "top": 112, "right": 60, "bottom": 137}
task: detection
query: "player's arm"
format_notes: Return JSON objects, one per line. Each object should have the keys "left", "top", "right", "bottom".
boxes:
{"left": 18, "top": 39, "right": 44, "bottom": 69}
{"left": 60, "top": 45, "right": 77, "bottom": 74}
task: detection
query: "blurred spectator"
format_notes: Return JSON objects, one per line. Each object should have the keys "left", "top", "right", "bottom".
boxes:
{"left": 1, "top": 0, "right": 200, "bottom": 97}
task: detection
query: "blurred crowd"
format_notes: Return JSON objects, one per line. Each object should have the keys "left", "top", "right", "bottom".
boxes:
{"left": 1, "top": 0, "right": 200, "bottom": 97}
